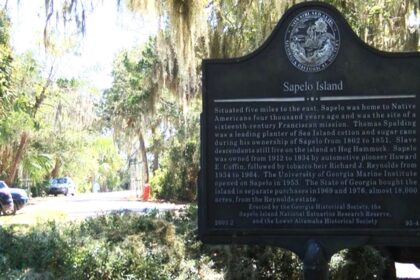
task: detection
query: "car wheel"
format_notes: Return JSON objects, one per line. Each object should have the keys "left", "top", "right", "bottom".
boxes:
{"left": 12, "top": 204, "right": 17, "bottom": 215}
{"left": 54, "top": 194, "right": 57, "bottom": 197}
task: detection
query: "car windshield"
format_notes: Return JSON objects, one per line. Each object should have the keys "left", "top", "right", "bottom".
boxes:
{"left": 53, "top": 178, "right": 68, "bottom": 184}
{"left": 0, "top": 181, "right": 5, "bottom": 189}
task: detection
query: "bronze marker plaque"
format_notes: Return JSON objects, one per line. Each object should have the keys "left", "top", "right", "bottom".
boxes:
{"left": 199, "top": 2, "right": 420, "bottom": 258}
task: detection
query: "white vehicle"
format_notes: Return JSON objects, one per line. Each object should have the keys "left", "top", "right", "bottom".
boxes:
{"left": 48, "top": 177, "right": 76, "bottom": 196}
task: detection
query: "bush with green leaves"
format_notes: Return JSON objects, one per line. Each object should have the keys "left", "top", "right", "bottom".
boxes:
{"left": 150, "top": 109, "right": 200, "bottom": 203}
{"left": 0, "top": 207, "right": 393, "bottom": 280}
{"left": 0, "top": 210, "right": 217, "bottom": 280}
{"left": 329, "top": 246, "right": 392, "bottom": 280}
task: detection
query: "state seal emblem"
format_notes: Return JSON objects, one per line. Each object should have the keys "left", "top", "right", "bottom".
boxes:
{"left": 285, "top": 10, "right": 340, "bottom": 72}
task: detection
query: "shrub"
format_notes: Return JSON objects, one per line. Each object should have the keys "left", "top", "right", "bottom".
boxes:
{"left": 0, "top": 207, "right": 391, "bottom": 279}
{"left": 0, "top": 210, "right": 220, "bottom": 279}
{"left": 151, "top": 138, "right": 199, "bottom": 202}
{"left": 150, "top": 103, "right": 200, "bottom": 203}
{"left": 329, "top": 246, "right": 387, "bottom": 280}
{"left": 0, "top": 221, "right": 71, "bottom": 275}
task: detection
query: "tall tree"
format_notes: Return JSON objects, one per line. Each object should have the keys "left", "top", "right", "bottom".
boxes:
{"left": 0, "top": 12, "right": 34, "bottom": 185}
{"left": 0, "top": 9, "right": 13, "bottom": 115}
{"left": 100, "top": 38, "right": 159, "bottom": 184}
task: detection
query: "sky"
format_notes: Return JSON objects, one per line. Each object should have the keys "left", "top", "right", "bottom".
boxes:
{"left": 4, "top": 0, "right": 157, "bottom": 90}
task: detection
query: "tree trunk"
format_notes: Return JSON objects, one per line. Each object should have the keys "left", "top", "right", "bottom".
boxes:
{"left": 33, "top": 64, "right": 54, "bottom": 118}
{"left": 6, "top": 131, "right": 29, "bottom": 186}
{"left": 153, "top": 151, "right": 159, "bottom": 174}
{"left": 139, "top": 130, "right": 149, "bottom": 184}
{"left": 151, "top": 125, "right": 159, "bottom": 173}
{"left": 50, "top": 157, "right": 62, "bottom": 178}
{"left": 0, "top": 146, "right": 12, "bottom": 176}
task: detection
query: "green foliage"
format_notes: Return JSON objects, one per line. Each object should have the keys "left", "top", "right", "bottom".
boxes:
{"left": 0, "top": 10, "right": 10, "bottom": 45}
{"left": 0, "top": 210, "right": 220, "bottom": 280}
{"left": 0, "top": 221, "right": 72, "bottom": 276}
{"left": 0, "top": 8, "right": 117, "bottom": 189}
{"left": 150, "top": 97, "right": 200, "bottom": 202}
{"left": 176, "top": 206, "right": 302, "bottom": 279}
{"left": 0, "top": 207, "right": 395, "bottom": 279}
{"left": 55, "top": 134, "right": 125, "bottom": 193}
{"left": 100, "top": 37, "right": 160, "bottom": 185}
{"left": 325, "top": 0, "right": 419, "bottom": 52}
{"left": 213, "top": 245, "right": 301, "bottom": 280}
{"left": 0, "top": 9, "right": 13, "bottom": 108}
{"left": 151, "top": 138, "right": 199, "bottom": 202}
{"left": 329, "top": 247, "right": 387, "bottom": 280}
{"left": 29, "top": 180, "right": 50, "bottom": 197}
{"left": 93, "top": 136, "right": 124, "bottom": 191}
{"left": 21, "top": 152, "right": 54, "bottom": 184}
{"left": 101, "top": 37, "right": 158, "bottom": 125}
{"left": 0, "top": 111, "right": 33, "bottom": 144}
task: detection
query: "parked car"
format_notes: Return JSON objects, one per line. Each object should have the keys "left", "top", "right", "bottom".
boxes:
{"left": 0, "top": 180, "right": 15, "bottom": 215}
{"left": 9, "top": 187, "right": 29, "bottom": 213}
{"left": 47, "top": 177, "right": 76, "bottom": 196}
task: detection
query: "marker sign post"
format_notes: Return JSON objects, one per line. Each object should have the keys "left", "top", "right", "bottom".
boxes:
{"left": 199, "top": 2, "right": 419, "bottom": 279}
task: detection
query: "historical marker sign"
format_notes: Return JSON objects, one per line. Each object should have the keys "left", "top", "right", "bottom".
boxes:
{"left": 199, "top": 2, "right": 420, "bottom": 259}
